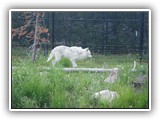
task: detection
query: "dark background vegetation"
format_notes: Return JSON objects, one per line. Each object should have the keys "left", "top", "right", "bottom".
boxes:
{"left": 11, "top": 11, "right": 149, "bottom": 59}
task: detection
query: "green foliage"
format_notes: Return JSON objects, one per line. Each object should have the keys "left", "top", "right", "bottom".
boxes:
{"left": 59, "top": 58, "right": 72, "bottom": 67}
{"left": 11, "top": 54, "right": 149, "bottom": 109}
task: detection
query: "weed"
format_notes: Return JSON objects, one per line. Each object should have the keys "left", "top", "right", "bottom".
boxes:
{"left": 11, "top": 53, "right": 149, "bottom": 109}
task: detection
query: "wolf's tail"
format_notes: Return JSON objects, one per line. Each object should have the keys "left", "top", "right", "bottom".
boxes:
{"left": 47, "top": 50, "right": 55, "bottom": 62}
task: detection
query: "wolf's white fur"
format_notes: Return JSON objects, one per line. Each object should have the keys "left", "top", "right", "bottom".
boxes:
{"left": 47, "top": 45, "right": 92, "bottom": 67}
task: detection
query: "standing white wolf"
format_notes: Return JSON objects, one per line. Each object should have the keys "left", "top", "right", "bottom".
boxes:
{"left": 47, "top": 45, "right": 92, "bottom": 67}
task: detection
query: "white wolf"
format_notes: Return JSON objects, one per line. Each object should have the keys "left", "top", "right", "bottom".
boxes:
{"left": 47, "top": 45, "right": 92, "bottom": 67}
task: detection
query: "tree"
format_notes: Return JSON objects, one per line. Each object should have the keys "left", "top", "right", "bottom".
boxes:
{"left": 12, "top": 11, "right": 50, "bottom": 62}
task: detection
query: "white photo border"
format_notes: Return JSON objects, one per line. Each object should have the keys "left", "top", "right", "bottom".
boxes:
{"left": 9, "top": 9, "right": 151, "bottom": 111}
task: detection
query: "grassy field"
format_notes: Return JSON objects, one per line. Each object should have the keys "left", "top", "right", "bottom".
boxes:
{"left": 11, "top": 50, "right": 149, "bottom": 109}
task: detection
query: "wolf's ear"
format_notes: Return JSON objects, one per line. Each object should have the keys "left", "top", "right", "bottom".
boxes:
{"left": 85, "top": 48, "right": 89, "bottom": 51}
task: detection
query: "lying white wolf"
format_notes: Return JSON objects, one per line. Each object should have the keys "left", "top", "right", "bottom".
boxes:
{"left": 47, "top": 45, "right": 92, "bottom": 67}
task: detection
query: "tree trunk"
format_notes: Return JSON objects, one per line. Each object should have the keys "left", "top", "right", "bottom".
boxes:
{"left": 32, "top": 13, "right": 39, "bottom": 63}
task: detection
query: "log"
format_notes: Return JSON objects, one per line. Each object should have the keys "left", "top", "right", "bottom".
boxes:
{"left": 12, "top": 66, "right": 118, "bottom": 73}
{"left": 62, "top": 68, "right": 115, "bottom": 72}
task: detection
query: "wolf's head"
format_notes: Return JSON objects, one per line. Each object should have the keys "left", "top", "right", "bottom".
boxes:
{"left": 76, "top": 48, "right": 92, "bottom": 60}
{"left": 84, "top": 48, "right": 92, "bottom": 58}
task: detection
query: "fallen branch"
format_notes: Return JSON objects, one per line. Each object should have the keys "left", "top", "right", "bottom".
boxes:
{"left": 130, "top": 60, "right": 137, "bottom": 71}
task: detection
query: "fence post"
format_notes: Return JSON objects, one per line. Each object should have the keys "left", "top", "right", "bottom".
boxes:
{"left": 104, "top": 19, "right": 108, "bottom": 55}
{"left": 52, "top": 12, "right": 55, "bottom": 49}
{"left": 139, "top": 12, "right": 144, "bottom": 63}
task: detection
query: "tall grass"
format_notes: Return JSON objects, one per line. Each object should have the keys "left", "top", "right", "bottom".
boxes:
{"left": 11, "top": 52, "right": 149, "bottom": 109}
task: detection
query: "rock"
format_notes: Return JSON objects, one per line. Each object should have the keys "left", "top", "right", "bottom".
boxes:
{"left": 132, "top": 81, "right": 144, "bottom": 88}
{"left": 132, "top": 75, "right": 148, "bottom": 88}
{"left": 104, "top": 68, "right": 119, "bottom": 83}
{"left": 93, "top": 89, "right": 119, "bottom": 102}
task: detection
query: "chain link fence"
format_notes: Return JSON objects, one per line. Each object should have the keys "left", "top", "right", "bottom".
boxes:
{"left": 11, "top": 11, "right": 149, "bottom": 62}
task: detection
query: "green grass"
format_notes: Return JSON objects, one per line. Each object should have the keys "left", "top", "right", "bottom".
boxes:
{"left": 11, "top": 51, "right": 149, "bottom": 109}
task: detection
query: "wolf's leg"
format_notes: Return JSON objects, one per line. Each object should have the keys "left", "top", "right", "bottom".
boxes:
{"left": 52, "top": 52, "right": 62, "bottom": 67}
{"left": 70, "top": 59, "right": 77, "bottom": 68}
{"left": 47, "top": 53, "right": 53, "bottom": 62}
{"left": 52, "top": 60, "right": 57, "bottom": 66}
